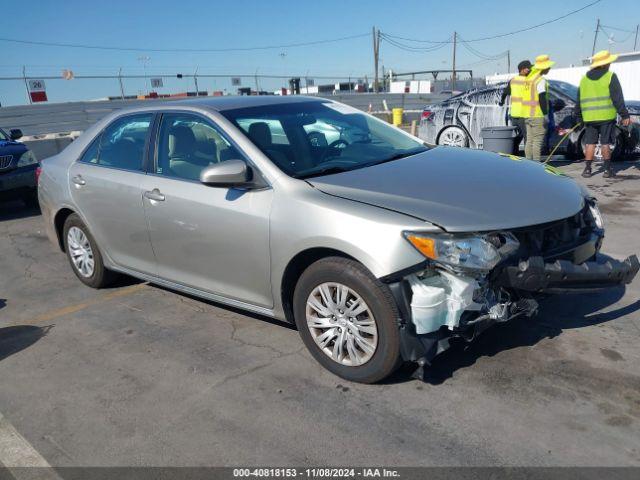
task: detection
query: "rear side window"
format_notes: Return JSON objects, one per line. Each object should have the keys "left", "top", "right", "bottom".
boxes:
{"left": 79, "top": 136, "right": 100, "bottom": 164}
{"left": 83, "top": 114, "right": 153, "bottom": 170}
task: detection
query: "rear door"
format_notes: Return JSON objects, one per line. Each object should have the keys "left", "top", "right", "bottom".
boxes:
{"left": 69, "top": 113, "right": 157, "bottom": 274}
{"left": 141, "top": 112, "right": 273, "bottom": 308}
{"left": 457, "top": 88, "right": 507, "bottom": 146}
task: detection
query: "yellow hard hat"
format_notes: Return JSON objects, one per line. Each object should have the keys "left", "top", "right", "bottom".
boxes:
{"left": 533, "top": 54, "right": 555, "bottom": 71}
{"left": 590, "top": 50, "right": 619, "bottom": 69}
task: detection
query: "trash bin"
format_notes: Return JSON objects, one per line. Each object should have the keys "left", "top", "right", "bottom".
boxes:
{"left": 480, "top": 126, "right": 519, "bottom": 154}
{"left": 392, "top": 108, "right": 404, "bottom": 126}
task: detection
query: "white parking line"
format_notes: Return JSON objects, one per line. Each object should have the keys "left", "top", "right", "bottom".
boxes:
{"left": 0, "top": 412, "right": 62, "bottom": 479}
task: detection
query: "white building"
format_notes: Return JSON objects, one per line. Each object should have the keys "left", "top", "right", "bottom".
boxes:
{"left": 486, "top": 51, "right": 640, "bottom": 100}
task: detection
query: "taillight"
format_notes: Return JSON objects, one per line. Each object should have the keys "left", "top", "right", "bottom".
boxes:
{"left": 421, "top": 110, "right": 434, "bottom": 121}
{"left": 35, "top": 165, "right": 42, "bottom": 185}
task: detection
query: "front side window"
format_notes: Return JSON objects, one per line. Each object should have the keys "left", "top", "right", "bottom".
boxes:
{"left": 221, "top": 101, "right": 428, "bottom": 178}
{"left": 0, "top": 129, "right": 8, "bottom": 141}
{"left": 97, "top": 114, "right": 153, "bottom": 170}
{"left": 156, "top": 113, "right": 241, "bottom": 181}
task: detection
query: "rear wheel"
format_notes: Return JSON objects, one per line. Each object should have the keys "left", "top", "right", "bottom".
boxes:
{"left": 63, "top": 214, "right": 117, "bottom": 288}
{"left": 293, "top": 257, "right": 401, "bottom": 383}
{"left": 437, "top": 126, "right": 469, "bottom": 147}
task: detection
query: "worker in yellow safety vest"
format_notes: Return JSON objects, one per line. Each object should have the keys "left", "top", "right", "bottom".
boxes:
{"left": 520, "top": 54, "right": 555, "bottom": 161}
{"left": 499, "top": 60, "right": 532, "bottom": 153}
{"left": 575, "top": 50, "right": 631, "bottom": 179}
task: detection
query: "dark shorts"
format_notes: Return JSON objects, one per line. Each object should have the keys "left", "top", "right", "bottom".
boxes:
{"left": 583, "top": 121, "right": 617, "bottom": 145}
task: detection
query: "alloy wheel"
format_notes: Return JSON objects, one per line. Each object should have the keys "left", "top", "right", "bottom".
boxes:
{"left": 305, "top": 282, "right": 378, "bottom": 366}
{"left": 439, "top": 127, "right": 468, "bottom": 147}
{"left": 67, "top": 226, "right": 95, "bottom": 278}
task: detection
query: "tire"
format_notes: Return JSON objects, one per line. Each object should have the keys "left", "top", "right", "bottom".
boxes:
{"left": 293, "top": 257, "right": 402, "bottom": 384}
{"left": 63, "top": 214, "right": 117, "bottom": 288}
{"left": 437, "top": 126, "right": 469, "bottom": 148}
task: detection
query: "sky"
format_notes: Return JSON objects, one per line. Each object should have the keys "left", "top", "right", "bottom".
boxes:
{"left": 0, "top": 0, "right": 638, "bottom": 105}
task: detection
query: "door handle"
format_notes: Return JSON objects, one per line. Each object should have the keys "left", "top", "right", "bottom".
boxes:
{"left": 72, "top": 175, "right": 86, "bottom": 186}
{"left": 144, "top": 189, "right": 165, "bottom": 202}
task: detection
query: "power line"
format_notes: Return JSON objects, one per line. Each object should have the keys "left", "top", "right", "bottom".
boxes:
{"left": 599, "top": 25, "right": 635, "bottom": 44}
{"left": 600, "top": 24, "right": 635, "bottom": 33}
{"left": 0, "top": 33, "right": 370, "bottom": 53}
{"left": 383, "top": 0, "right": 601, "bottom": 43}
{"left": 380, "top": 32, "right": 451, "bottom": 45}
{"left": 458, "top": 36, "right": 508, "bottom": 60}
{"left": 379, "top": 33, "right": 452, "bottom": 53}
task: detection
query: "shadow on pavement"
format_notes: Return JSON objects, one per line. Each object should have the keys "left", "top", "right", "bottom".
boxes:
{"left": 387, "top": 286, "right": 635, "bottom": 385}
{"left": 0, "top": 200, "right": 41, "bottom": 222}
{"left": 0, "top": 324, "right": 53, "bottom": 363}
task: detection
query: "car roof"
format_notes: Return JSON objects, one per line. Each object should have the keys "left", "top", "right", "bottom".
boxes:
{"left": 157, "top": 94, "right": 327, "bottom": 112}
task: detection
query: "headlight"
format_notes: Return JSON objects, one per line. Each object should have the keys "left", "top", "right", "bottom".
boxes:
{"left": 588, "top": 199, "right": 604, "bottom": 230}
{"left": 16, "top": 150, "right": 37, "bottom": 167}
{"left": 403, "top": 231, "right": 518, "bottom": 271}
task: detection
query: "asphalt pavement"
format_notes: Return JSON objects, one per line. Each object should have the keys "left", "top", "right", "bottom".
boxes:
{"left": 0, "top": 159, "right": 639, "bottom": 467}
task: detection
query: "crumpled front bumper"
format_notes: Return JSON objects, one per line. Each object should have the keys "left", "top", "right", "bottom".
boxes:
{"left": 494, "top": 254, "right": 639, "bottom": 293}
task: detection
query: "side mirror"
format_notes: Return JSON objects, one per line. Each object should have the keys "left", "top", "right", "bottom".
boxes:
{"left": 9, "top": 129, "right": 23, "bottom": 140}
{"left": 552, "top": 99, "right": 566, "bottom": 111}
{"left": 200, "top": 160, "right": 252, "bottom": 188}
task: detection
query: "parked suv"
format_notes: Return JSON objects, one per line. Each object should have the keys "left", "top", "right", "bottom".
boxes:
{"left": 0, "top": 127, "right": 39, "bottom": 206}
{"left": 39, "top": 97, "right": 639, "bottom": 383}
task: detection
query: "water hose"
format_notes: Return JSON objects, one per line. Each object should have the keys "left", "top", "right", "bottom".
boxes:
{"left": 543, "top": 123, "right": 581, "bottom": 164}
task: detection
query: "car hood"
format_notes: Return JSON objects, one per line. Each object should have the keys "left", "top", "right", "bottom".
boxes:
{"left": 308, "top": 147, "right": 585, "bottom": 232}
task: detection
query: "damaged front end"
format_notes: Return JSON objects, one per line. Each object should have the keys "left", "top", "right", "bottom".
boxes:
{"left": 384, "top": 200, "right": 639, "bottom": 375}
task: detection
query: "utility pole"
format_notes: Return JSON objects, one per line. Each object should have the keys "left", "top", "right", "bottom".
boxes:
{"left": 507, "top": 50, "right": 511, "bottom": 72}
{"left": 452, "top": 31, "right": 457, "bottom": 92}
{"left": 592, "top": 18, "right": 600, "bottom": 56}
{"left": 372, "top": 26, "right": 380, "bottom": 93}
{"left": 118, "top": 68, "right": 125, "bottom": 100}
{"left": 634, "top": 24, "right": 639, "bottom": 51}
{"left": 194, "top": 67, "right": 200, "bottom": 96}
{"left": 22, "top": 66, "right": 32, "bottom": 105}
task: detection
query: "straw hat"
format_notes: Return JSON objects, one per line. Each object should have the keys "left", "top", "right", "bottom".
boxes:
{"left": 533, "top": 54, "right": 555, "bottom": 71}
{"left": 590, "top": 50, "right": 619, "bottom": 69}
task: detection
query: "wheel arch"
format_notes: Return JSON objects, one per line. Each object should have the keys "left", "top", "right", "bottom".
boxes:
{"left": 280, "top": 247, "right": 356, "bottom": 324}
{"left": 53, "top": 207, "right": 76, "bottom": 251}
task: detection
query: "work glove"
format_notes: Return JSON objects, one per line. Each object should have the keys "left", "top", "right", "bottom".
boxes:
{"left": 498, "top": 100, "right": 504, "bottom": 107}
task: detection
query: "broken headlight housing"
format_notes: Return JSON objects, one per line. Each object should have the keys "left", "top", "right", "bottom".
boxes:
{"left": 403, "top": 231, "right": 519, "bottom": 272}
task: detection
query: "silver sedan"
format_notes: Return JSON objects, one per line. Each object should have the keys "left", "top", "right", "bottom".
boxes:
{"left": 39, "top": 96, "right": 639, "bottom": 383}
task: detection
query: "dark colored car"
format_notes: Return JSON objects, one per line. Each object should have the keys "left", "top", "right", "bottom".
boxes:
{"left": 418, "top": 80, "right": 640, "bottom": 160}
{"left": 0, "top": 127, "right": 39, "bottom": 206}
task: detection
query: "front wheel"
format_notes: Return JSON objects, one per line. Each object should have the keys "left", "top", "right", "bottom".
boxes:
{"left": 293, "top": 257, "right": 401, "bottom": 383}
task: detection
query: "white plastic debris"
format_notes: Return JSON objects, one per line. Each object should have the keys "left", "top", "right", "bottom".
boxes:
{"left": 407, "top": 271, "right": 481, "bottom": 334}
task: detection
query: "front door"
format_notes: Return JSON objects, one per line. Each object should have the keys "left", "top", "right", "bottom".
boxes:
{"left": 69, "top": 113, "right": 156, "bottom": 274}
{"left": 141, "top": 112, "right": 273, "bottom": 308}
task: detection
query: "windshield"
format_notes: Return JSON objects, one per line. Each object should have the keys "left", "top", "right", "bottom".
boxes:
{"left": 221, "top": 101, "right": 428, "bottom": 178}
{"left": 549, "top": 80, "right": 578, "bottom": 101}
